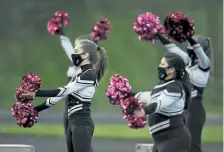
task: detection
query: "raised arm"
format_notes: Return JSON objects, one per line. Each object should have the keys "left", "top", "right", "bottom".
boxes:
{"left": 35, "top": 70, "right": 97, "bottom": 97}
{"left": 156, "top": 32, "right": 190, "bottom": 65}
{"left": 143, "top": 83, "right": 183, "bottom": 115}
{"left": 188, "top": 37, "right": 210, "bottom": 70}
{"left": 55, "top": 29, "right": 74, "bottom": 63}
{"left": 59, "top": 34, "right": 74, "bottom": 63}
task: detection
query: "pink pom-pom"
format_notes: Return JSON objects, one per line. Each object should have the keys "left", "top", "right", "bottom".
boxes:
{"left": 47, "top": 11, "right": 69, "bottom": 35}
{"left": 14, "top": 86, "right": 33, "bottom": 103}
{"left": 11, "top": 101, "right": 38, "bottom": 128}
{"left": 127, "top": 117, "right": 147, "bottom": 129}
{"left": 106, "top": 74, "right": 131, "bottom": 106}
{"left": 133, "top": 12, "right": 166, "bottom": 44}
{"left": 14, "top": 73, "right": 41, "bottom": 103}
{"left": 91, "top": 18, "right": 112, "bottom": 42}
{"left": 21, "top": 73, "right": 41, "bottom": 92}
{"left": 121, "top": 97, "right": 147, "bottom": 129}
{"left": 164, "top": 12, "right": 195, "bottom": 43}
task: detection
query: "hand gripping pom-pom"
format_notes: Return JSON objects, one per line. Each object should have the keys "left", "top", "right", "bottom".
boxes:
{"left": 47, "top": 11, "right": 69, "bottom": 35}
{"left": 106, "top": 74, "right": 131, "bottom": 106}
{"left": 122, "top": 97, "right": 147, "bottom": 129}
{"left": 15, "top": 73, "right": 41, "bottom": 103}
{"left": 91, "top": 18, "right": 112, "bottom": 42}
{"left": 133, "top": 12, "right": 166, "bottom": 44}
{"left": 164, "top": 12, "right": 195, "bottom": 43}
{"left": 11, "top": 102, "right": 38, "bottom": 128}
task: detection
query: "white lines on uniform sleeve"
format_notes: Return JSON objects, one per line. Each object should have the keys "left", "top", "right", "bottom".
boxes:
{"left": 57, "top": 87, "right": 68, "bottom": 96}
{"left": 76, "top": 76, "right": 95, "bottom": 85}
{"left": 135, "top": 92, "right": 143, "bottom": 99}
{"left": 46, "top": 97, "right": 64, "bottom": 106}
{"left": 46, "top": 98, "right": 55, "bottom": 106}
{"left": 154, "top": 100, "right": 161, "bottom": 112}
{"left": 163, "top": 89, "right": 181, "bottom": 98}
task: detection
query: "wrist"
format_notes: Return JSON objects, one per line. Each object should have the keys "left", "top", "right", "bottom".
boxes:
{"left": 34, "top": 106, "right": 40, "bottom": 112}
{"left": 187, "top": 37, "right": 197, "bottom": 45}
{"left": 56, "top": 29, "right": 65, "bottom": 36}
{"left": 155, "top": 30, "right": 160, "bottom": 36}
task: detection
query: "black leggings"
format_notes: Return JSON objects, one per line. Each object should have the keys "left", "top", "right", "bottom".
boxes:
{"left": 63, "top": 97, "right": 69, "bottom": 135}
{"left": 63, "top": 77, "right": 72, "bottom": 136}
{"left": 152, "top": 127, "right": 191, "bottom": 152}
{"left": 66, "top": 120, "right": 94, "bottom": 152}
{"left": 186, "top": 99, "right": 206, "bottom": 152}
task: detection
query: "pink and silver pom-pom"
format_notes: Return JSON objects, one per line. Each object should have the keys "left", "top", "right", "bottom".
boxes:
{"left": 164, "top": 12, "right": 195, "bottom": 43}
{"left": 15, "top": 73, "right": 41, "bottom": 103}
{"left": 127, "top": 116, "right": 147, "bottom": 129}
{"left": 21, "top": 73, "right": 41, "bottom": 92}
{"left": 122, "top": 97, "right": 147, "bottom": 129}
{"left": 11, "top": 101, "right": 38, "bottom": 128}
{"left": 47, "top": 11, "right": 69, "bottom": 35}
{"left": 133, "top": 12, "right": 166, "bottom": 44}
{"left": 91, "top": 18, "right": 112, "bottom": 42}
{"left": 106, "top": 74, "right": 131, "bottom": 106}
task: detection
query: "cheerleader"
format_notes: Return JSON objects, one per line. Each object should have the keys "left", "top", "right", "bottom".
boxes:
{"left": 156, "top": 31, "right": 213, "bottom": 152}
{"left": 133, "top": 52, "right": 192, "bottom": 152}
{"left": 23, "top": 39, "right": 108, "bottom": 152}
{"left": 57, "top": 29, "right": 97, "bottom": 136}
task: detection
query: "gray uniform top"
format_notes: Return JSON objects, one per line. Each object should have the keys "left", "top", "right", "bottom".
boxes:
{"left": 163, "top": 43, "right": 210, "bottom": 98}
{"left": 43, "top": 67, "right": 98, "bottom": 118}
{"left": 135, "top": 80, "right": 186, "bottom": 135}
{"left": 34, "top": 36, "right": 97, "bottom": 125}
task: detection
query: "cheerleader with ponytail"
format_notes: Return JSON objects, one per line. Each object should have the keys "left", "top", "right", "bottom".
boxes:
{"left": 47, "top": 11, "right": 112, "bottom": 137}
{"left": 105, "top": 12, "right": 191, "bottom": 152}
{"left": 23, "top": 40, "right": 109, "bottom": 152}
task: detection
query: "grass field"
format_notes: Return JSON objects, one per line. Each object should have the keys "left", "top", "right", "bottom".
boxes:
{"left": 0, "top": 124, "right": 222, "bottom": 144}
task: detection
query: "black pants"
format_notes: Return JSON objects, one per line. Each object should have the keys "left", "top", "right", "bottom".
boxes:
{"left": 63, "top": 97, "right": 69, "bottom": 135}
{"left": 152, "top": 127, "right": 191, "bottom": 152}
{"left": 63, "top": 77, "right": 72, "bottom": 136}
{"left": 66, "top": 119, "right": 94, "bottom": 152}
{"left": 186, "top": 99, "right": 206, "bottom": 152}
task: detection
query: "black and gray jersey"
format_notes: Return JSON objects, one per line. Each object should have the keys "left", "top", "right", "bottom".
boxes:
{"left": 134, "top": 80, "right": 186, "bottom": 134}
{"left": 66, "top": 69, "right": 98, "bottom": 116}
{"left": 34, "top": 66, "right": 98, "bottom": 117}
{"left": 164, "top": 43, "right": 210, "bottom": 99}
{"left": 136, "top": 80, "right": 186, "bottom": 116}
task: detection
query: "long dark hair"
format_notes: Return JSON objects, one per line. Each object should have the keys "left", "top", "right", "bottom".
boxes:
{"left": 164, "top": 53, "right": 191, "bottom": 108}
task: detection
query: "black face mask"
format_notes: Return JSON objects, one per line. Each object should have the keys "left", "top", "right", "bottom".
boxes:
{"left": 158, "top": 67, "right": 169, "bottom": 80}
{"left": 187, "top": 49, "right": 197, "bottom": 60}
{"left": 71, "top": 53, "right": 84, "bottom": 66}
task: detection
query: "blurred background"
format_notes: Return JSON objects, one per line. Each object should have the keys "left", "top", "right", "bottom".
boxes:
{"left": 0, "top": 0, "right": 223, "bottom": 152}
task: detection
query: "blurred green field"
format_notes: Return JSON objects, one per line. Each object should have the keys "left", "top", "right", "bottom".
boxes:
{"left": 0, "top": 124, "right": 222, "bottom": 144}
{"left": 0, "top": 7, "right": 222, "bottom": 113}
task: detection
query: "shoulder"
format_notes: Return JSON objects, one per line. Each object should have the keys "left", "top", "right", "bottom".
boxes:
{"left": 79, "top": 69, "right": 97, "bottom": 82}
{"left": 164, "top": 81, "right": 182, "bottom": 95}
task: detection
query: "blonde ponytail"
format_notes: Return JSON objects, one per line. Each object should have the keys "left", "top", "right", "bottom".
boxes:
{"left": 96, "top": 47, "right": 109, "bottom": 82}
